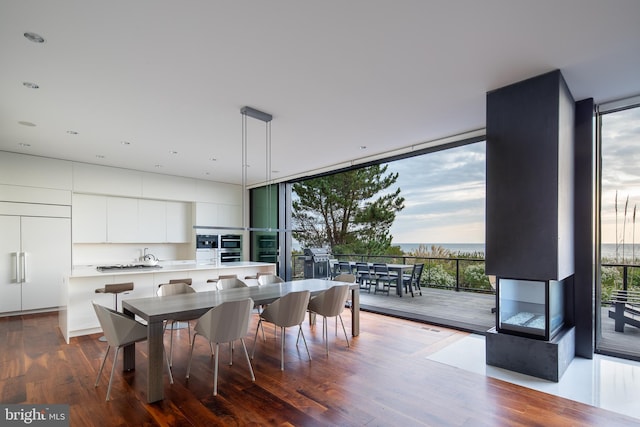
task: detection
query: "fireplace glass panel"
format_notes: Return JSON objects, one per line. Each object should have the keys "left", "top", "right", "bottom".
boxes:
{"left": 498, "top": 278, "right": 565, "bottom": 340}
{"left": 498, "top": 279, "right": 546, "bottom": 338}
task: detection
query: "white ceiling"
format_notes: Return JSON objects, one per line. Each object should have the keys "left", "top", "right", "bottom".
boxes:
{"left": 1, "top": 1, "right": 639, "bottom": 186}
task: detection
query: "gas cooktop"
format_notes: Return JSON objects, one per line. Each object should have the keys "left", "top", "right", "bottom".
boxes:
{"left": 96, "top": 264, "right": 163, "bottom": 272}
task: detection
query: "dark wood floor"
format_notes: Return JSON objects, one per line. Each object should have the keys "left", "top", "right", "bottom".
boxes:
{"left": 1, "top": 310, "right": 638, "bottom": 426}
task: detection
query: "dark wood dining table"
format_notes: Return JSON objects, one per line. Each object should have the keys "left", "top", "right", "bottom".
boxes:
{"left": 122, "top": 278, "right": 360, "bottom": 403}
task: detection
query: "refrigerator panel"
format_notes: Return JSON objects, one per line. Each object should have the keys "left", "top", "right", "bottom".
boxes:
{"left": 0, "top": 216, "right": 22, "bottom": 312}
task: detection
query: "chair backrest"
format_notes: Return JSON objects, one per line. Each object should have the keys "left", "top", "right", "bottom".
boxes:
{"left": 333, "top": 273, "right": 356, "bottom": 283}
{"left": 355, "top": 263, "right": 370, "bottom": 274}
{"left": 257, "top": 274, "right": 284, "bottom": 286}
{"left": 262, "top": 290, "right": 311, "bottom": 328}
{"left": 217, "top": 277, "right": 248, "bottom": 290}
{"left": 92, "top": 302, "right": 147, "bottom": 347}
{"left": 413, "top": 264, "right": 424, "bottom": 283}
{"left": 169, "top": 278, "right": 192, "bottom": 286}
{"left": 308, "top": 285, "right": 350, "bottom": 317}
{"left": 373, "top": 263, "right": 389, "bottom": 275}
{"left": 338, "top": 262, "right": 352, "bottom": 273}
{"left": 195, "top": 298, "right": 254, "bottom": 343}
{"left": 157, "top": 282, "right": 196, "bottom": 296}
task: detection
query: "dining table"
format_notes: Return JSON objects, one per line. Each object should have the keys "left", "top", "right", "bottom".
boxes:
{"left": 340, "top": 262, "right": 413, "bottom": 297}
{"left": 122, "top": 278, "right": 360, "bottom": 403}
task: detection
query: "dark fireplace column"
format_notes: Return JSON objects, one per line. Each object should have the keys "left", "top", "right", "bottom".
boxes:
{"left": 485, "top": 70, "right": 576, "bottom": 382}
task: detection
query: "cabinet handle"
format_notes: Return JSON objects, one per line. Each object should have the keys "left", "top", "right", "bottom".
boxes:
{"left": 14, "top": 252, "right": 20, "bottom": 283}
{"left": 21, "top": 252, "right": 28, "bottom": 283}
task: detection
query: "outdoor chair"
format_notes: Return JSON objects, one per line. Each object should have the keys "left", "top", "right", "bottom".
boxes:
{"left": 373, "top": 263, "right": 395, "bottom": 295}
{"left": 402, "top": 263, "right": 424, "bottom": 297}
{"left": 355, "top": 262, "right": 374, "bottom": 292}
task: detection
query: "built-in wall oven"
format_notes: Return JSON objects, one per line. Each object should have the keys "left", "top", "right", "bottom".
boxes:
{"left": 195, "top": 234, "right": 218, "bottom": 265}
{"left": 219, "top": 234, "right": 242, "bottom": 263}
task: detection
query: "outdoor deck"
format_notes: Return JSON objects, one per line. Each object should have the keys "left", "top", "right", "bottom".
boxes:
{"left": 358, "top": 286, "right": 640, "bottom": 359}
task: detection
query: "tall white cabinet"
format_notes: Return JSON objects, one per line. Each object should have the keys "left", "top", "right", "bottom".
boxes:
{"left": 0, "top": 215, "right": 71, "bottom": 313}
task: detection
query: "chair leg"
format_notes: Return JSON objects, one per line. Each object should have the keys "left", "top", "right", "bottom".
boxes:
{"left": 280, "top": 326, "right": 286, "bottom": 371}
{"left": 95, "top": 345, "right": 111, "bottom": 387}
{"left": 297, "top": 325, "right": 312, "bottom": 362}
{"left": 213, "top": 343, "right": 219, "bottom": 396}
{"left": 240, "top": 338, "right": 255, "bottom": 382}
{"left": 169, "top": 321, "right": 175, "bottom": 367}
{"left": 323, "top": 317, "right": 329, "bottom": 355}
{"left": 251, "top": 318, "right": 263, "bottom": 359}
{"left": 164, "top": 346, "right": 174, "bottom": 384}
{"left": 339, "top": 314, "right": 350, "bottom": 348}
{"left": 106, "top": 346, "right": 120, "bottom": 401}
{"left": 186, "top": 333, "right": 198, "bottom": 379}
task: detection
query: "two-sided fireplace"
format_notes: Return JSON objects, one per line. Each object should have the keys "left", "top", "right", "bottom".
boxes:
{"left": 497, "top": 278, "right": 566, "bottom": 341}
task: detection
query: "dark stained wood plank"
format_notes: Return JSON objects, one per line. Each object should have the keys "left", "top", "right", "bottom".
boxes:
{"left": 0, "top": 311, "right": 638, "bottom": 426}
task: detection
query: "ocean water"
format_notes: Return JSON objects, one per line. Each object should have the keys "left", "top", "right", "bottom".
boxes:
{"left": 396, "top": 243, "right": 636, "bottom": 261}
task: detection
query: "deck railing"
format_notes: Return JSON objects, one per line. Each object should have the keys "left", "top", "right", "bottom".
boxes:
{"left": 293, "top": 253, "right": 493, "bottom": 294}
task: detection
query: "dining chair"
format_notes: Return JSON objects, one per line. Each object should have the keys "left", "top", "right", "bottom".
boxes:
{"left": 92, "top": 302, "right": 173, "bottom": 401}
{"left": 257, "top": 274, "right": 284, "bottom": 286}
{"left": 185, "top": 298, "right": 255, "bottom": 396}
{"left": 251, "top": 290, "right": 312, "bottom": 371}
{"left": 306, "top": 284, "right": 351, "bottom": 355}
{"left": 216, "top": 277, "right": 248, "bottom": 290}
{"left": 373, "top": 263, "right": 395, "bottom": 295}
{"left": 402, "top": 264, "right": 424, "bottom": 297}
{"left": 157, "top": 282, "right": 197, "bottom": 366}
{"left": 355, "top": 262, "right": 374, "bottom": 292}
{"left": 169, "top": 278, "right": 192, "bottom": 286}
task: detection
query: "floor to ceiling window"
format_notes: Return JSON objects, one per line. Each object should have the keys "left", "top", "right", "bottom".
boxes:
{"left": 598, "top": 97, "right": 640, "bottom": 360}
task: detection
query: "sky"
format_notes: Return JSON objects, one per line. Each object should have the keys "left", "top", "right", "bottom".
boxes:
{"left": 385, "top": 142, "right": 486, "bottom": 244}
{"left": 601, "top": 106, "right": 640, "bottom": 245}
{"left": 384, "top": 103, "right": 640, "bottom": 246}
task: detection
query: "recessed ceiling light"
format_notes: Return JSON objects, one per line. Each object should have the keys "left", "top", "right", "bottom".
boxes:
{"left": 169, "top": 150, "right": 178, "bottom": 155}
{"left": 19, "top": 143, "right": 31, "bottom": 147}
{"left": 154, "top": 164, "right": 163, "bottom": 168}
{"left": 24, "top": 32, "right": 45, "bottom": 43}
{"left": 18, "top": 121, "right": 36, "bottom": 127}
{"left": 204, "top": 172, "right": 211, "bottom": 176}
{"left": 209, "top": 157, "right": 217, "bottom": 161}
{"left": 66, "top": 130, "right": 78, "bottom": 135}
{"left": 95, "top": 155, "right": 105, "bottom": 159}
{"left": 360, "top": 145, "right": 367, "bottom": 150}
{"left": 23, "top": 82, "right": 39, "bottom": 89}
{"left": 121, "top": 141, "right": 131, "bottom": 145}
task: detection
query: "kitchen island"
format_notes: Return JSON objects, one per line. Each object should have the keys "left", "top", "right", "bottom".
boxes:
{"left": 59, "top": 261, "right": 275, "bottom": 343}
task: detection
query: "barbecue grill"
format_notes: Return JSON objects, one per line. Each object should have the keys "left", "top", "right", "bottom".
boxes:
{"left": 303, "top": 248, "right": 331, "bottom": 279}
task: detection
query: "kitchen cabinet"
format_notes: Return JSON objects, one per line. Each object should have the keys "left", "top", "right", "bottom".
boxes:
{"left": 107, "top": 197, "right": 139, "bottom": 242}
{"left": 0, "top": 215, "right": 71, "bottom": 313}
{"left": 166, "top": 201, "right": 191, "bottom": 243}
{"left": 139, "top": 199, "right": 166, "bottom": 242}
{"left": 73, "top": 194, "right": 191, "bottom": 243}
{"left": 72, "top": 193, "right": 107, "bottom": 243}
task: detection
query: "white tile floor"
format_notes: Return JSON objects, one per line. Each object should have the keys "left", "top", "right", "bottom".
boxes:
{"left": 426, "top": 334, "right": 640, "bottom": 421}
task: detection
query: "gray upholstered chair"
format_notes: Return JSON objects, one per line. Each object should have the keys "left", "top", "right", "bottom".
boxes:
{"left": 186, "top": 298, "right": 255, "bottom": 396}
{"left": 92, "top": 302, "right": 173, "bottom": 401}
{"left": 216, "top": 277, "right": 248, "bottom": 290}
{"left": 257, "top": 274, "right": 284, "bottom": 286}
{"left": 157, "top": 282, "right": 196, "bottom": 366}
{"left": 251, "top": 290, "right": 311, "bottom": 370}
{"left": 307, "top": 285, "right": 351, "bottom": 355}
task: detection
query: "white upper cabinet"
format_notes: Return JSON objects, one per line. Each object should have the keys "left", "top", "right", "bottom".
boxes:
{"left": 107, "top": 197, "right": 139, "bottom": 243}
{"left": 72, "top": 194, "right": 107, "bottom": 243}
{"left": 138, "top": 199, "right": 166, "bottom": 243}
{"left": 166, "top": 201, "right": 192, "bottom": 243}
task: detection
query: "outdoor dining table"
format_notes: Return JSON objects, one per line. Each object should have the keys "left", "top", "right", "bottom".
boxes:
{"left": 122, "top": 278, "right": 360, "bottom": 403}
{"left": 341, "top": 262, "right": 413, "bottom": 297}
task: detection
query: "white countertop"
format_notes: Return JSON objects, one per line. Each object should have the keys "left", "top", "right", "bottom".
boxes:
{"left": 70, "top": 261, "right": 274, "bottom": 278}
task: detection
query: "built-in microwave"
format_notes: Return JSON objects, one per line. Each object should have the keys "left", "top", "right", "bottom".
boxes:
{"left": 196, "top": 234, "right": 218, "bottom": 249}
{"left": 219, "top": 250, "right": 241, "bottom": 263}
{"left": 220, "top": 234, "right": 242, "bottom": 250}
